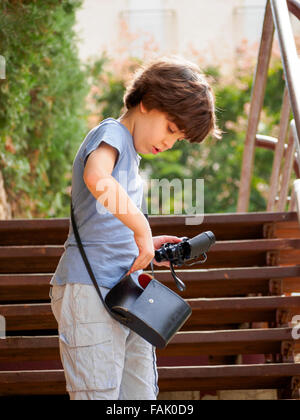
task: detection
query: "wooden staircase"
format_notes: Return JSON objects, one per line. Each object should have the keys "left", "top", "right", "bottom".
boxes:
{"left": 1, "top": 0, "right": 300, "bottom": 400}
{"left": 0, "top": 212, "right": 300, "bottom": 399}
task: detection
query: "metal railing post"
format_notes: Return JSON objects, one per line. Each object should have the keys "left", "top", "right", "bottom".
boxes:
{"left": 270, "top": 0, "right": 300, "bottom": 145}
{"left": 237, "top": 1, "right": 274, "bottom": 212}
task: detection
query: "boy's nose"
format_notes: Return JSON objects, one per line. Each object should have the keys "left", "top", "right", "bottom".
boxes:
{"left": 162, "top": 138, "right": 176, "bottom": 151}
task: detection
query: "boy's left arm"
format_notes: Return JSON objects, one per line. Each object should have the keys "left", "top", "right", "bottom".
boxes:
{"left": 152, "top": 235, "right": 183, "bottom": 267}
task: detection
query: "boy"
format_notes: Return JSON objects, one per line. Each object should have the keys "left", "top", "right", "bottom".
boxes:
{"left": 50, "top": 56, "right": 221, "bottom": 400}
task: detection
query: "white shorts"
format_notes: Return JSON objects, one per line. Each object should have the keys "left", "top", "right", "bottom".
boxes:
{"left": 50, "top": 283, "right": 159, "bottom": 400}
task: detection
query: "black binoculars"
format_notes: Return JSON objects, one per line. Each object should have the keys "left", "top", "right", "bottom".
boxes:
{"left": 155, "top": 231, "right": 216, "bottom": 266}
{"left": 154, "top": 231, "right": 216, "bottom": 291}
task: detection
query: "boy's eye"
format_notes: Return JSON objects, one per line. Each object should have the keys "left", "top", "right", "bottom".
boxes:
{"left": 168, "top": 124, "right": 185, "bottom": 141}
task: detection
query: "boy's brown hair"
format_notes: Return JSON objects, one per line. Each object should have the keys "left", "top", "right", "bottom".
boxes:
{"left": 123, "top": 56, "right": 222, "bottom": 144}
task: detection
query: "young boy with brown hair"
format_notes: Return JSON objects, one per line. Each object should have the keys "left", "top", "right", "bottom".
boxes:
{"left": 50, "top": 55, "right": 221, "bottom": 400}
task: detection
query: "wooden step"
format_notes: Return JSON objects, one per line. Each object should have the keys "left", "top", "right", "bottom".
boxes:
{"left": 0, "top": 336, "right": 59, "bottom": 364}
{"left": 1, "top": 296, "right": 299, "bottom": 333}
{"left": 187, "top": 295, "right": 300, "bottom": 329}
{"left": 1, "top": 363, "right": 299, "bottom": 395}
{"left": 0, "top": 303, "right": 57, "bottom": 332}
{"left": 0, "top": 219, "right": 68, "bottom": 246}
{"left": 158, "top": 363, "right": 300, "bottom": 393}
{"left": 0, "top": 212, "right": 297, "bottom": 246}
{"left": 156, "top": 265, "right": 300, "bottom": 298}
{"left": 1, "top": 238, "right": 300, "bottom": 274}
{"left": 2, "top": 266, "right": 300, "bottom": 302}
{"left": 273, "top": 221, "right": 300, "bottom": 239}
{"left": 0, "top": 328, "right": 297, "bottom": 366}
{"left": 151, "top": 212, "right": 300, "bottom": 241}
{"left": 1, "top": 211, "right": 299, "bottom": 398}
{"left": 0, "top": 246, "right": 62, "bottom": 274}
{"left": 159, "top": 327, "right": 299, "bottom": 358}
{"left": 0, "top": 370, "right": 66, "bottom": 396}
{"left": 0, "top": 274, "right": 52, "bottom": 302}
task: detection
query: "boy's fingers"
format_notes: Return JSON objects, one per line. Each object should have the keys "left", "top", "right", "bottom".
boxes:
{"left": 162, "top": 235, "right": 182, "bottom": 242}
{"left": 126, "top": 254, "right": 153, "bottom": 275}
{"left": 126, "top": 260, "right": 142, "bottom": 276}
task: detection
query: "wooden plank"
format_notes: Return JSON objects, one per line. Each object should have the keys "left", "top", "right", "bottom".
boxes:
{"left": 0, "top": 219, "right": 69, "bottom": 246}
{"left": 278, "top": 249, "right": 300, "bottom": 265}
{"left": 0, "top": 370, "right": 66, "bottom": 396}
{"left": 0, "top": 304, "right": 57, "bottom": 332}
{"left": 0, "top": 328, "right": 292, "bottom": 365}
{"left": 186, "top": 296, "right": 300, "bottom": 328}
{"left": 0, "top": 328, "right": 293, "bottom": 365}
{"left": 0, "top": 246, "right": 63, "bottom": 274}
{"left": 155, "top": 266, "right": 300, "bottom": 298}
{"left": 116, "top": 212, "right": 298, "bottom": 242}
{"left": 0, "top": 212, "right": 297, "bottom": 245}
{"left": 0, "top": 364, "right": 299, "bottom": 395}
{"left": 1, "top": 238, "right": 299, "bottom": 273}
{"left": 208, "top": 238, "right": 300, "bottom": 251}
{"left": 283, "top": 276, "right": 300, "bottom": 293}
{"left": 2, "top": 266, "right": 300, "bottom": 302}
{"left": 158, "top": 363, "right": 300, "bottom": 392}
{"left": 273, "top": 221, "right": 300, "bottom": 238}
{"left": 0, "top": 336, "right": 59, "bottom": 363}
{"left": 0, "top": 274, "right": 52, "bottom": 302}
{"left": 158, "top": 327, "right": 295, "bottom": 357}
{"left": 1, "top": 296, "right": 299, "bottom": 332}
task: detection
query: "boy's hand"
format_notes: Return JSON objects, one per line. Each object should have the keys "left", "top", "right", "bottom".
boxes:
{"left": 126, "top": 227, "right": 155, "bottom": 276}
{"left": 152, "top": 235, "right": 184, "bottom": 267}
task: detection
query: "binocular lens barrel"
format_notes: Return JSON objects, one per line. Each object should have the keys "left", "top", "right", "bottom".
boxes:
{"left": 188, "top": 231, "right": 216, "bottom": 259}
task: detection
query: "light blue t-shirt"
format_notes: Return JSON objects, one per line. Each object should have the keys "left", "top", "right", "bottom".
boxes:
{"left": 50, "top": 118, "right": 145, "bottom": 289}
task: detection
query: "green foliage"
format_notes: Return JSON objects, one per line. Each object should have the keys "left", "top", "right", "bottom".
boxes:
{"left": 263, "top": 61, "right": 285, "bottom": 125}
{"left": 0, "top": 0, "right": 90, "bottom": 217}
{"left": 0, "top": 3, "right": 290, "bottom": 217}
{"left": 198, "top": 60, "right": 287, "bottom": 213}
{"left": 99, "top": 76, "right": 126, "bottom": 120}
{"left": 88, "top": 52, "right": 288, "bottom": 214}
{"left": 88, "top": 55, "right": 142, "bottom": 120}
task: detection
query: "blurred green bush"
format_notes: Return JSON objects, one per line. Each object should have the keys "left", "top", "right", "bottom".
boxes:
{"left": 0, "top": 0, "right": 90, "bottom": 218}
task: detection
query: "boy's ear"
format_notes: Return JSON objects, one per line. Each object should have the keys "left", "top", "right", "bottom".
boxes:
{"left": 139, "top": 101, "right": 147, "bottom": 114}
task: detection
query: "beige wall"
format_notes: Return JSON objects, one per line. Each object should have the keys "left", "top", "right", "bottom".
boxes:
{"left": 74, "top": 0, "right": 300, "bottom": 74}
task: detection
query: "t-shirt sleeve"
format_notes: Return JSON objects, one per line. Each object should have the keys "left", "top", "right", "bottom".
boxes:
{"left": 81, "top": 124, "right": 125, "bottom": 169}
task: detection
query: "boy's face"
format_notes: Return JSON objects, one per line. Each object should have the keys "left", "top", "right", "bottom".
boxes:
{"left": 133, "top": 102, "right": 186, "bottom": 155}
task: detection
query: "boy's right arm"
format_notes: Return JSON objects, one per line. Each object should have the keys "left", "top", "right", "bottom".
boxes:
{"left": 83, "top": 142, "right": 154, "bottom": 274}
